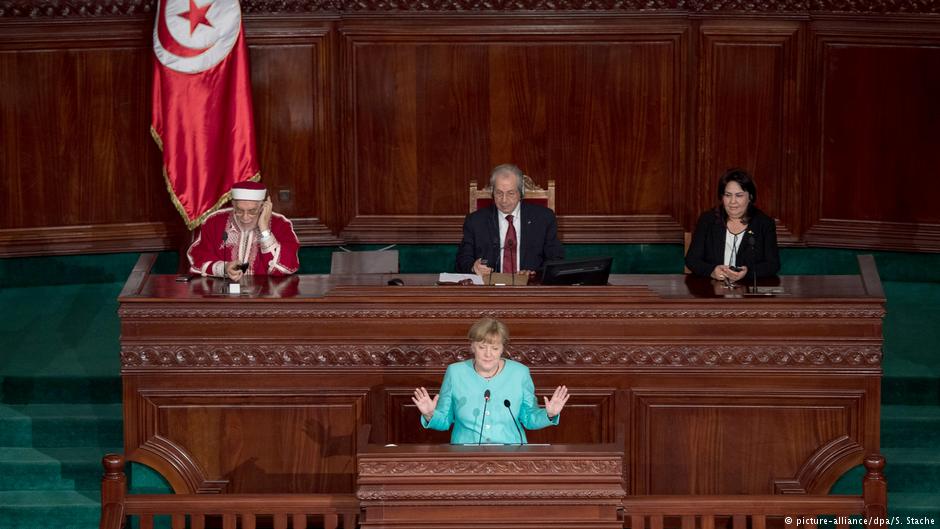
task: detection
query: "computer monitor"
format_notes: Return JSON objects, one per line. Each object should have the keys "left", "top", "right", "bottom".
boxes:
{"left": 540, "top": 257, "right": 613, "bottom": 286}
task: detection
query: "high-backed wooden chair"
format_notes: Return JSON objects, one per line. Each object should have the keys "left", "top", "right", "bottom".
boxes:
{"left": 469, "top": 175, "right": 556, "bottom": 212}
{"left": 683, "top": 231, "right": 692, "bottom": 274}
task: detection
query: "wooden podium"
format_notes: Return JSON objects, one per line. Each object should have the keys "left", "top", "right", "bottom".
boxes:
{"left": 357, "top": 437, "right": 625, "bottom": 529}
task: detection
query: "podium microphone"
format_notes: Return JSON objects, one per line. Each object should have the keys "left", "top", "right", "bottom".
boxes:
{"left": 748, "top": 234, "right": 757, "bottom": 292}
{"left": 477, "top": 389, "right": 491, "bottom": 445}
{"left": 503, "top": 399, "right": 524, "bottom": 445}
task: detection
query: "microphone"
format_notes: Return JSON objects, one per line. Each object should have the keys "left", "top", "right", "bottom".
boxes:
{"left": 477, "top": 389, "right": 491, "bottom": 445}
{"left": 748, "top": 233, "right": 757, "bottom": 292}
{"left": 503, "top": 399, "right": 524, "bottom": 445}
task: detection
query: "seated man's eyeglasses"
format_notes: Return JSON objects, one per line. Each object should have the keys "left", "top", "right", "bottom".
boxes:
{"left": 235, "top": 206, "right": 261, "bottom": 217}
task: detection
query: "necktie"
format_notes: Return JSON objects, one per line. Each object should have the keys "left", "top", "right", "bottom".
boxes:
{"left": 503, "top": 215, "right": 517, "bottom": 274}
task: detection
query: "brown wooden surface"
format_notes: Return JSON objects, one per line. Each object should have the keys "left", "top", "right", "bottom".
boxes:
{"left": 356, "top": 442, "right": 625, "bottom": 528}
{"left": 118, "top": 254, "right": 884, "bottom": 498}
{"left": 100, "top": 454, "right": 359, "bottom": 529}
{"left": 802, "top": 20, "right": 940, "bottom": 251}
{"left": 99, "top": 451, "right": 886, "bottom": 529}
{"left": 2, "top": 9, "right": 940, "bottom": 255}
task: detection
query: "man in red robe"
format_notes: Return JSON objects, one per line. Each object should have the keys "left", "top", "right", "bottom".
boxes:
{"left": 187, "top": 181, "right": 300, "bottom": 280}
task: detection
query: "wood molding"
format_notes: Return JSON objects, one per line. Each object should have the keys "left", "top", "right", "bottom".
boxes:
{"left": 3, "top": 0, "right": 940, "bottom": 18}
{"left": 0, "top": 223, "right": 185, "bottom": 258}
{"left": 340, "top": 214, "right": 689, "bottom": 244}
{"left": 0, "top": 218, "right": 339, "bottom": 258}
{"left": 290, "top": 218, "right": 345, "bottom": 246}
{"left": 121, "top": 343, "right": 883, "bottom": 368}
{"left": 557, "top": 215, "right": 684, "bottom": 243}
{"left": 774, "top": 435, "right": 864, "bottom": 494}
{"left": 339, "top": 215, "right": 464, "bottom": 244}
{"left": 129, "top": 436, "right": 228, "bottom": 495}
{"left": 804, "top": 219, "right": 940, "bottom": 252}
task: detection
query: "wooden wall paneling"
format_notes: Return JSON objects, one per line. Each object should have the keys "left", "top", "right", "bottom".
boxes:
{"left": 525, "top": 387, "right": 618, "bottom": 445}
{"left": 128, "top": 378, "right": 369, "bottom": 494}
{"left": 804, "top": 21, "right": 940, "bottom": 251}
{"left": 382, "top": 384, "right": 618, "bottom": 446}
{"left": 340, "top": 18, "right": 689, "bottom": 244}
{"left": 0, "top": 20, "right": 181, "bottom": 254}
{"left": 5, "top": 11, "right": 940, "bottom": 256}
{"left": 696, "top": 19, "right": 803, "bottom": 244}
{"left": 339, "top": 22, "right": 490, "bottom": 243}
{"left": 245, "top": 18, "right": 343, "bottom": 245}
{"left": 547, "top": 20, "right": 690, "bottom": 243}
{"left": 382, "top": 386, "right": 457, "bottom": 445}
{"left": 631, "top": 385, "right": 867, "bottom": 495}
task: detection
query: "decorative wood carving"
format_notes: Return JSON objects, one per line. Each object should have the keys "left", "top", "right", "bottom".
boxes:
{"left": 3, "top": 0, "right": 939, "bottom": 17}
{"left": 118, "top": 306, "right": 885, "bottom": 319}
{"left": 129, "top": 436, "right": 228, "bottom": 494}
{"left": 356, "top": 444, "right": 625, "bottom": 527}
{"left": 358, "top": 458, "right": 622, "bottom": 476}
{"left": 773, "top": 435, "right": 864, "bottom": 493}
{"left": 357, "top": 487, "right": 629, "bottom": 501}
{"left": 121, "top": 343, "right": 883, "bottom": 367}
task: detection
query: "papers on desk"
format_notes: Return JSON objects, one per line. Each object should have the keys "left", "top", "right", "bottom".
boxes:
{"left": 745, "top": 286, "right": 786, "bottom": 296}
{"left": 438, "top": 273, "right": 484, "bottom": 285}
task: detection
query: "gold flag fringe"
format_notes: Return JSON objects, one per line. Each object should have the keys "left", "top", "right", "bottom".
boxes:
{"left": 151, "top": 125, "right": 261, "bottom": 230}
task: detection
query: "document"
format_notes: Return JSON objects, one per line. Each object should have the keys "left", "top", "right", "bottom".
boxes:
{"left": 438, "top": 273, "right": 484, "bottom": 285}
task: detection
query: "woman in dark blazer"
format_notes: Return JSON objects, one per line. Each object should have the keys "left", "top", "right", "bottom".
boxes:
{"left": 685, "top": 169, "right": 780, "bottom": 282}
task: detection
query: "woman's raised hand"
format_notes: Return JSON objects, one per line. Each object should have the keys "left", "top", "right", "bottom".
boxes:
{"left": 412, "top": 387, "right": 439, "bottom": 420}
{"left": 544, "top": 385, "right": 570, "bottom": 418}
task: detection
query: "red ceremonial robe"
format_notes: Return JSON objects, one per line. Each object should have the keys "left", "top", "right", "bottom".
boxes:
{"left": 187, "top": 208, "right": 300, "bottom": 277}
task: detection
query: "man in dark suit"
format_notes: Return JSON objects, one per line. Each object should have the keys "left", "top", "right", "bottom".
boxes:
{"left": 456, "top": 164, "right": 564, "bottom": 275}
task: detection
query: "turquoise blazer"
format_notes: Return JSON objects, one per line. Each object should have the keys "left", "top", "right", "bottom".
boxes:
{"left": 421, "top": 359, "right": 559, "bottom": 444}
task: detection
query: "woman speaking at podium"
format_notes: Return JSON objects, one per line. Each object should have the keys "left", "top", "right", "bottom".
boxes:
{"left": 685, "top": 169, "right": 780, "bottom": 282}
{"left": 412, "top": 318, "right": 569, "bottom": 444}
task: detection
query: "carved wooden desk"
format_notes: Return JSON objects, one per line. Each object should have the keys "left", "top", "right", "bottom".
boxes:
{"left": 118, "top": 254, "right": 884, "bottom": 497}
{"left": 356, "top": 442, "right": 625, "bottom": 529}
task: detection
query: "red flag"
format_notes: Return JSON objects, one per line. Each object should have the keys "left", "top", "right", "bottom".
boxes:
{"left": 151, "top": 0, "right": 259, "bottom": 229}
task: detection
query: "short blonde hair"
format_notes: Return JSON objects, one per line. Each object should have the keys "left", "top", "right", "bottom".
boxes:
{"left": 467, "top": 318, "right": 509, "bottom": 345}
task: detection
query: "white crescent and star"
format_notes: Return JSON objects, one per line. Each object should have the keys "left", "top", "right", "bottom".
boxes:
{"left": 153, "top": 0, "right": 241, "bottom": 74}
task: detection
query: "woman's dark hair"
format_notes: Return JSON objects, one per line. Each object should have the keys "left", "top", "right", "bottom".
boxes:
{"left": 715, "top": 168, "right": 758, "bottom": 223}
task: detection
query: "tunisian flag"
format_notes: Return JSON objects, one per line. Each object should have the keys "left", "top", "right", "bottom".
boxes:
{"left": 151, "top": 0, "right": 259, "bottom": 229}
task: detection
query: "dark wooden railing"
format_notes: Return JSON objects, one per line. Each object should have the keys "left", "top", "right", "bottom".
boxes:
{"left": 622, "top": 454, "right": 887, "bottom": 529}
{"left": 101, "top": 453, "right": 886, "bottom": 529}
{"left": 99, "top": 454, "right": 359, "bottom": 529}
